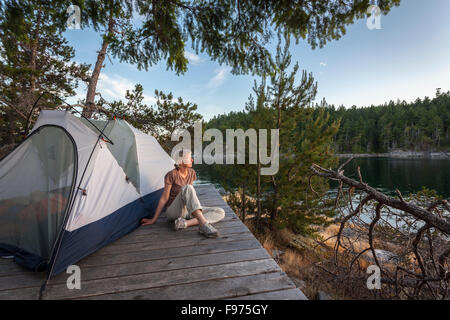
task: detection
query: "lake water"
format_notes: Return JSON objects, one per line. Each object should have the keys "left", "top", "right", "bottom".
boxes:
{"left": 194, "top": 157, "right": 450, "bottom": 199}
{"left": 334, "top": 157, "right": 450, "bottom": 198}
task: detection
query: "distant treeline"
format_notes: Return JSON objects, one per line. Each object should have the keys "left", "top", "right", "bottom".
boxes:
{"left": 323, "top": 91, "right": 450, "bottom": 153}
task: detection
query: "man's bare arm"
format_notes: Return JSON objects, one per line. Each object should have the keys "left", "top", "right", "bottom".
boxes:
{"left": 141, "top": 182, "right": 171, "bottom": 225}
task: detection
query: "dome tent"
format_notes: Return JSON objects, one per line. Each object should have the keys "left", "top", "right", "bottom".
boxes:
{"left": 0, "top": 110, "right": 174, "bottom": 277}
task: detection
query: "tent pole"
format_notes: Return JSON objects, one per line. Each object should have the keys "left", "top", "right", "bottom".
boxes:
{"left": 38, "top": 279, "right": 48, "bottom": 300}
{"left": 24, "top": 90, "right": 116, "bottom": 145}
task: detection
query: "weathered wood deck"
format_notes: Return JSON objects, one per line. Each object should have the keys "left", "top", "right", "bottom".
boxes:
{"left": 0, "top": 184, "right": 307, "bottom": 300}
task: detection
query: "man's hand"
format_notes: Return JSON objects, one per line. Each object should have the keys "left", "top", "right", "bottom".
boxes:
{"left": 140, "top": 217, "right": 156, "bottom": 226}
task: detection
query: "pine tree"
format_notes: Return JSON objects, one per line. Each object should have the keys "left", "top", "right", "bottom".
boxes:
{"left": 0, "top": 0, "right": 90, "bottom": 154}
{"left": 203, "top": 39, "right": 341, "bottom": 236}
{"left": 327, "top": 91, "right": 450, "bottom": 153}
{"left": 258, "top": 39, "right": 340, "bottom": 235}
{"left": 58, "top": 0, "right": 401, "bottom": 117}
{"left": 106, "top": 84, "right": 202, "bottom": 152}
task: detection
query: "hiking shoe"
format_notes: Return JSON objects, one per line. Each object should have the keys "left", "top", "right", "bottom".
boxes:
{"left": 198, "top": 222, "right": 219, "bottom": 238}
{"left": 174, "top": 217, "right": 188, "bottom": 231}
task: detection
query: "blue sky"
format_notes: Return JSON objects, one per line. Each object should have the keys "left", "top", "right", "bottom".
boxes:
{"left": 64, "top": 0, "right": 450, "bottom": 121}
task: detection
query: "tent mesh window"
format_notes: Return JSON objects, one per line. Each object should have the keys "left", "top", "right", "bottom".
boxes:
{"left": 0, "top": 126, "right": 76, "bottom": 260}
{"left": 80, "top": 118, "right": 140, "bottom": 192}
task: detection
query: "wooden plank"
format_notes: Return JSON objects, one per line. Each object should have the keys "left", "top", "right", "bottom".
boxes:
{"left": 78, "top": 238, "right": 261, "bottom": 267}
{"left": 61, "top": 249, "right": 272, "bottom": 285}
{"left": 131, "top": 218, "right": 244, "bottom": 237}
{"left": 147, "top": 213, "right": 237, "bottom": 226}
{"left": 0, "top": 260, "right": 288, "bottom": 301}
{"left": 0, "top": 248, "right": 272, "bottom": 293}
{"left": 200, "top": 199, "right": 229, "bottom": 207}
{"left": 93, "top": 232, "right": 255, "bottom": 256}
{"left": 0, "top": 271, "right": 45, "bottom": 291}
{"left": 110, "top": 225, "right": 249, "bottom": 246}
{"left": 40, "top": 259, "right": 282, "bottom": 300}
{"left": 137, "top": 213, "right": 239, "bottom": 225}
{"left": 227, "top": 288, "right": 308, "bottom": 300}
{"left": 0, "top": 226, "right": 251, "bottom": 277}
{"left": 79, "top": 272, "right": 295, "bottom": 300}
{"left": 0, "top": 262, "right": 30, "bottom": 277}
{"left": 0, "top": 184, "right": 307, "bottom": 300}
{"left": 0, "top": 238, "right": 258, "bottom": 277}
{"left": 0, "top": 258, "right": 15, "bottom": 266}
{"left": 0, "top": 238, "right": 261, "bottom": 291}
{"left": 0, "top": 287, "right": 39, "bottom": 300}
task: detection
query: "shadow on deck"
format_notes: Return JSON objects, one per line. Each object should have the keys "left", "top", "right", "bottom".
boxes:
{"left": 0, "top": 184, "right": 307, "bottom": 300}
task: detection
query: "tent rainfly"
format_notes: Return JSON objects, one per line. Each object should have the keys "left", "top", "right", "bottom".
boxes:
{"left": 0, "top": 110, "right": 174, "bottom": 277}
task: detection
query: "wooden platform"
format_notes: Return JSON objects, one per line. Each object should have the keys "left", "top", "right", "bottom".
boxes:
{"left": 0, "top": 184, "right": 307, "bottom": 300}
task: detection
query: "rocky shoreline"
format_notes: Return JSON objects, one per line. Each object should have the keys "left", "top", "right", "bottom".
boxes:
{"left": 337, "top": 151, "right": 450, "bottom": 159}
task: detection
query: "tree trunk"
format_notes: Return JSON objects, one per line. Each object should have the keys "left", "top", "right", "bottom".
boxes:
{"left": 26, "top": 7, "right": 42, "bottom": 114}
{"left": 7, "top": 113, "right": 15, "bottom": 145}
{"left": 83, "top": 14, "right": 115, "bottom": 118}
{"left": 256, "top": 162, "right": 261, "bottom": 222}
{"left": 270, "top": 176, "right": 278, "bottom": 221}
{"left": 241, "top": 185, "right": 246, "bottom": 221}
{"left": 30, "top": 8, "right": 42, "bottom": 90}
{"left": 270, "top": 89, "right": 281, "bottom": 222}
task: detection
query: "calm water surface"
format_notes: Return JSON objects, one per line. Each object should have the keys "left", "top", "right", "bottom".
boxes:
{"left": 194, "top": 158, "right": 450, "bottom": 199}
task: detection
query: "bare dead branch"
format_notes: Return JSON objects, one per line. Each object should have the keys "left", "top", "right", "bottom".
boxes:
{"left": 357, "top": 166, "right": 363, "bottom": 184}
{"left": 338, "top": 156, "right": 353, "bottom": 172}
{"left": 310, "top": 163, "right": 450, "bottom": 234}
{"left": 0, "top": 98, "right": 28, "bottom": 120}
{"left": 310, "top": 159, "right": 450, "bottom": 299}
{"left": 396, "top": 189, "right": 406, "bottom": 203}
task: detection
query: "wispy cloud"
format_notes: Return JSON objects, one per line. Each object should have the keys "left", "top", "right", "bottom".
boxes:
{"left": 320, "top": 62, "right": 327, "bottom": 67}
{"left": 65, "top": 86, "right": 87, "bottom": 106}
{"left": 142, "top": 94, "right": 157, "bottom": 105}
{"left": 98, "top": 73, "right": 134, "bottom": 100}
{"left": 98, "top": 73, "right": 156, "bottom": 105}
{"left": 207, "top": 66, "right": 231, "bottom": 88}
{"left": 185, "top": 51, "right": 201, "bottom": 65}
